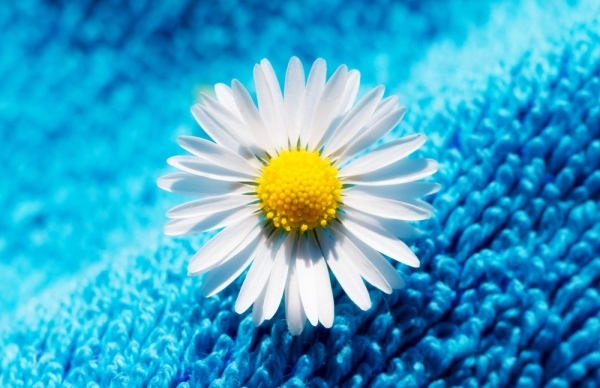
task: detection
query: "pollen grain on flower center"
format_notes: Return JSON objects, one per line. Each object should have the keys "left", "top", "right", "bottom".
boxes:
{"left": 256, "top": 149, "right": 342, "bottom": 232}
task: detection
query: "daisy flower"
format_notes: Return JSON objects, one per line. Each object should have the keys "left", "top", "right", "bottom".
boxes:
{"left": 158, "top": 57, "right": 439, "bottom": 335}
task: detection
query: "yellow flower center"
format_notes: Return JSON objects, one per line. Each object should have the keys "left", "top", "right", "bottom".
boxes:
{"left": 256, "top": 149, "right": 342, "bottom": 232}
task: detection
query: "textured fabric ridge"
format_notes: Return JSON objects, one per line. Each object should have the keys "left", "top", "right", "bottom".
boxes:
{"left": 2, "top": 0, "right": 600, "bottom": 387}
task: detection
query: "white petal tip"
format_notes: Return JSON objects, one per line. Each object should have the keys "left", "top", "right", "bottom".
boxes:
{"left": 393, "top": 283, "right": 406, "bottom": 290}
{"left": 288, "top": 325, "right": 304, "bottom": 336}
{"left": 175, "top": 136, "right": 195, "bottom": 149}
{"left": 234, "top": 304, "right": 247, "bottom": 315}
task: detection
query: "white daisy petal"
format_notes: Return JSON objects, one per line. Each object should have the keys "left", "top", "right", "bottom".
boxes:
{"left": 187, "top": 215, "right": 261, "bottom": 275}
{"left": 176, "top": 136, "right": 260, "bottom": 177}
{"left": 346, "top": 181, "right": 441, "bottom": 201}
{"left": 365, "top": 95, "right": 400, "bottom": 128}
{"left": 307, "top": 65, "right": 348, "bottom": 151}
{"left": 338, "top": 69, "right": 361, "bottom": 115}
{"left": 167, "top": 156, "right": 254, "bottom": 182}
{"left": 254, "top": 64, "right": 287, "bottom": 151}
{"left": 407, "top": 198, "right": 436, "bottom": 213}
{"left": 157, "top": 172, "right": 250, "bottom": 197}
{"left": 328, "top": 223, "right": 392, "bottom": 294}
{"left": 307, "top": 232, "right": 334, "bottom": 328}
{"left": 199, "top": 94, "right": 263, "bottom": 160}
{"left": 339, "top": 211, "right": 420, "bottom": 268}
{"left": 317, "top": 228, "right": 372, "bottom": 311}
{"left": 322, "top": 85, "right": 385, "bottom": 157}
{"left": 231, "top": 79, "right": 278, "bottom": 155}
{"left": 321, "top": 70, "right": 362, "bottom": 145}
{"left": 337, "top": 107, "right": 406, "bottom": 166}
{"left": 200, "top": 232, "right": 264, "bottom": 297}
{"left": 214, "top": 83, "right": 243, "bottom": 120}
{"left": 343, "top": 96, "right": 401, "bottom": 146}
{"left": 345, "top": 232, "right": 405, "bottom": 290}
{"left": 260, "top": 59, "right": 288, "bottom": 150}
{"left": 262, "top": 233, "right": 295, "bottom": 320}
{"left": 235, "top": 231, "right": 283, "bottom": 314}
{"left": 295, "top": 236, "right": 319, "bottom": 326}
{"left": 284, "top": 56, "right": 306, "bottom": 146}
{"left": 285, "top": 258, "right": 308, "bottom": 336}
{"left": 340, "top": 134, "right": 427, "bottom": 177}
{"left": 190, "top": 103, "right": 243, "bottom": 153}
{"left": 299, "top": 58, "right": 326, "bottom": 147}
{"left": 343, "top": 192, "right": 432, "bottom": 221}
{"left": 341, "top": 158, "right": 439, "bottom": 186}
{"left": 166, "top": 194, "right": 255, "bottom": 219}
{"left": 252, "top": 282, "right": 268, "bottom": 326}
{"left": 164, "top": 205, "right": 256, "bottom": 236}
{"left": 345, "top": 207, "right": 422, "bottom": 239}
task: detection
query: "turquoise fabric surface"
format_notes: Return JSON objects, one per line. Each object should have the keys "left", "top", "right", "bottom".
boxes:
{"left": 2, "top": 0, "right": 600, "bottom": 386}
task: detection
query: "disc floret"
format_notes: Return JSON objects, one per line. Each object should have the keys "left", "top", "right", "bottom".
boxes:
{"left": 256, "top": 149, "right": 342, "bottom": 232}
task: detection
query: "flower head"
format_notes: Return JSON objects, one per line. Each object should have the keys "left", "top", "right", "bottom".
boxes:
{"left": 158, "top": 57, "right": 439, "bottom": 335}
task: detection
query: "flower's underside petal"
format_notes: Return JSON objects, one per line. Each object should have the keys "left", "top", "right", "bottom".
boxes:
{"left": 336, "top": 107, "right": 406, "bottom": 166}
{"left": 235, "top": 230, "right": 283, "bottom": 314}
{"left": 318, "top": 69, "right": 362, "bottom": 148}
{"left": 366, "top": 96, "right": 400, "bottom": 126}
{"left": 344, "top": 96, "right": 401, "bottom": 147}
{"left": 187, "top": 215, "right": 261, "bottom": 275}
{"left": 328, "top": 223, "right": 392, "bottom": 294}
{"left": 345, "top": 232, "right": 405, "bottom": 290}
{"left": 164, "top": 205, "right": 256, "bottom": 236}
{"left": 307, "top": 65, "right": 348, "bottom": 152}
{"left": 252, "top": 282, "right": 269, "bottom": 327}
{"left": 166, "top": 194, "right": 256, "bottom": 219}
{"left": 340, "top": 134, "right": 427, "bottom": 177}
{"left": 199, "top": 94, "right": 263, "bottom": 161}
{"left": 214, "top": 83, "right": 244, "bottom": 120}
{"left": 346, "top": 181, "right": 441, "bottom": 202}
{"left": 407, "top": 198, "right": 436, "bottom": 213}
{"left": 157, "top": 172, "right": 250, "bottom": 197}
{"left": 167, "top": 156, "right": 255, "bottom": 182}
{"left": 190, "top": 103, "right": 245, "bottom": 154}
{"left": 232, "top": 79, "right": 277, "bottom": 155}
{"left": 308, "top": 232, "right": 334, "bottom": 328}
{"left": 323, "top": 85, "right": 385, "bottom": 157}
{"left": 341, "top": 158, "right": 439, "bottom": 186}
{"left": 259, "top": 59, "right": 288, "bottom": 150}
{"left": 299, "top": 59, "right": 326, "bottom": 147}
{"left": 285, "top": 257, "right": 308, "bottom": 336}
{"left": 339, "top": 210, "right": 420, "bottom": 268}
{"left": 345, "top": 209, "right": 422, "bottom": 239}
{"left": 254, "top": 64, "right": 287, "bottom": 152}
{"left": 338, "top": 69, "right": 361, "bottom": 116}
{"left": 317, "top": 228, "right": 372, "bottom": 311}
{"left": 200, "top": 232, "right": 264, "bottom": 297}
{"left": 284, "top": 57, "right": 306, "bottom": 147}
{"left": 343, "top": 192, "right": 432, "bottom": 221}
{"left": 295, "top": 236, "right": 319, "bottom": 326}
{"left": 176, "top": 136, "right": 260, "bottom": 177}
{"left": 262, "top": 233, "right": 294, "bottom": 320}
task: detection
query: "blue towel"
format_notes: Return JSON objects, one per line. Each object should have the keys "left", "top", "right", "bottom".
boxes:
{"left": 2, "top": 0, "right": 600, "bottom": 386}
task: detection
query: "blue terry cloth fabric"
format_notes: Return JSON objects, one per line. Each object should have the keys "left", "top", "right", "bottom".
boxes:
{"left": 2, "top": 0, "right": 600, "bottom": 387}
